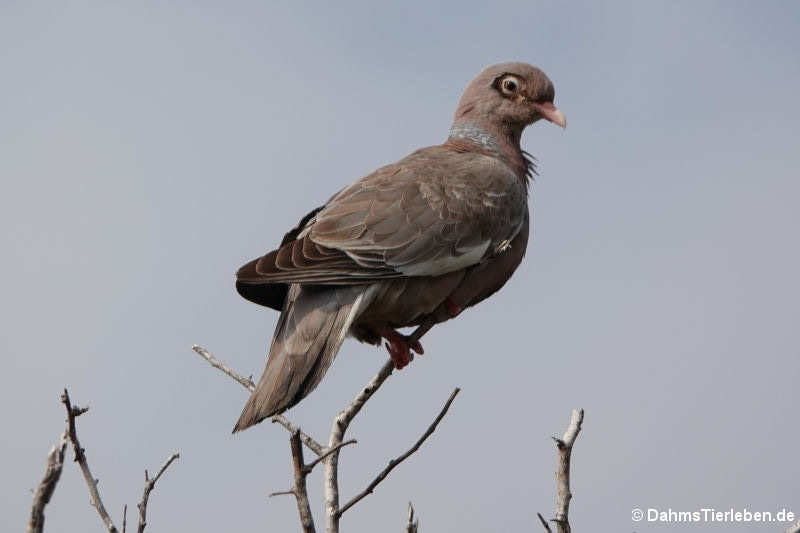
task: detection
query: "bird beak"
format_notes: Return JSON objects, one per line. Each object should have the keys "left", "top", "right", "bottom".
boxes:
{"left": 533, "top": 101, "right": 567, "bottom": 128}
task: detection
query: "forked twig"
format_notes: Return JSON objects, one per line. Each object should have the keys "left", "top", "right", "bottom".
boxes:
{"left": 338, "top": 388, "right": 460, "bottom": 516}
{"left": 324, "top": 359, "right": 395, "bottom": 532}
{"left": 61, "top": 389, "right": 119, "bottom": 533}
{"left": 137, "top": 453, "right": 180, "bottom": 533}
{"left": 191, "top": 342, "right": 460, "bottom": 533}
{"left": 266, "top": 435, "right": 357, "bottom": 533}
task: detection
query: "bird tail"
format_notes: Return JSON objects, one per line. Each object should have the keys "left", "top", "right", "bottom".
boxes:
{"left": 233, "top": 284, "right": 376, "bottom": 433}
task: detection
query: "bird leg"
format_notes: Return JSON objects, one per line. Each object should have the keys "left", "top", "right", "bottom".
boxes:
{"left": 377, "top": 327, "right": 424, "bottom": 370}
{"left": 444, "top": 297, "right": 462, "bottom": 317}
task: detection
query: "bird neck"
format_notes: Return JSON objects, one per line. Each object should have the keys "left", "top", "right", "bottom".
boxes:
{"left": 446, "top": 120, "right": 530, "bottom": 183}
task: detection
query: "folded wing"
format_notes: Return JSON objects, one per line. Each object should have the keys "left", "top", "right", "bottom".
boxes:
{"left": 237, "top": 146, "right": 527, "bottom": 291}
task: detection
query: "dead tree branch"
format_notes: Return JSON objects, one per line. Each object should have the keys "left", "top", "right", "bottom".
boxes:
{"left": 32, "top": 390, "right": 177, "bottom": 533}
{"left": 272, "top": 416, "right": 326, "bottom": 457}
{"left": 268, "top": 433, "right": 359, "bottom": 532}
{"left": 137, "top": 453, "right": 180, "bottom": 533}
{"left": 406, "top": 502, "right": 419, "bottom": 533}
{"left": 290, "top": 430, "right": 317, "bottom": 533}
{"left": 305, "top": 439, "right": 357, "bottom": 473}
{"left": 324, "top": 359, "right": 395, "bottom": 532}
{"left": 191, "top": 343, "right": 460, "bottom": 533}
{"left": 539, "top": 408, "right": 584, "bottom": 533}
{"left": 61, "top": 388, "right": 119, "bottom": 533}
{"left": 192, "top": 344, "right": 255, "bottom": 391}
{"left": 338, "top": 387, "right": 460, "bottom": 517}
{"left": 268, "top": 490, "right": 296, "bottom": 497}
{"left": 27, "top": 431, "right": 68, "bottom": 533}
{"left": 537, "top": 512, "right": 552, "bottom": 533}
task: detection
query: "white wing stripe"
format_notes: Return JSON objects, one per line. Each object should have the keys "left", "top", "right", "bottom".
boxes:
{"left": 395, "top": 240, "right": 490, "bottom": 276}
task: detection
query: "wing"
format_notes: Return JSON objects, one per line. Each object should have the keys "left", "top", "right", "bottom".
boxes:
{"left": 237, "top": 145, "right": 527, "bottom": 289}
{"left": 236, "top": 206, "right": 324, "bottom": 310}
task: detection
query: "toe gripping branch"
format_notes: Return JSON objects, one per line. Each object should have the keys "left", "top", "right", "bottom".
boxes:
{"left": 378, "top": 316, "right": 436, "bottom": 370}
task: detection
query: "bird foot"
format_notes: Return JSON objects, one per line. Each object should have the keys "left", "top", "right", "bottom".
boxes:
{"left": 378, "top": 328, "right": 424, "bottom": 370}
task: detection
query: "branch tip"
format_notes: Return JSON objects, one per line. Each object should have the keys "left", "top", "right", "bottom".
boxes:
{"left": 537, "top": 512, "right": 553, "bottom": 533}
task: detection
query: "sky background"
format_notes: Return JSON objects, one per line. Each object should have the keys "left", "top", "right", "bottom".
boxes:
{"left": 2, "top": 2, "right": 799, "bottom": 532}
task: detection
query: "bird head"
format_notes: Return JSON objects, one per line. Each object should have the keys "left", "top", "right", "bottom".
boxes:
{"left": 453, "top": 62, "right": 566, "bottom": 131}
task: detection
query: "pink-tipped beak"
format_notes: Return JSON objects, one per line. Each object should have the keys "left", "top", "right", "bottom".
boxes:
{"left": 534, "top": 101, "right": 567, "bottom": 128}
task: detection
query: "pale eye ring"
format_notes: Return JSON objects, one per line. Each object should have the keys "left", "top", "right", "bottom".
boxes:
{"left": 500, "top": 76, "right": 520, "bottom": 95}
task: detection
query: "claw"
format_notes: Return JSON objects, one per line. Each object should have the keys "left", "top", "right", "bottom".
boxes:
{"left": 378, "top": 328, "right": 424, "bottom": 370}
{"left": 384, "top": 341, "right": 412, "bottom": 369}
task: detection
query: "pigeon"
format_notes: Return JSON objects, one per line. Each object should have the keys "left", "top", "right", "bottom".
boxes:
{"left": 233, "top": 62, "right": 565, "bottom": 432}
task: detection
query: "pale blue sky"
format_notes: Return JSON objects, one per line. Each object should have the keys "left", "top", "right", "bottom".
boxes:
{"left": 2, "top": 2, "right": 799, "bottom": 532}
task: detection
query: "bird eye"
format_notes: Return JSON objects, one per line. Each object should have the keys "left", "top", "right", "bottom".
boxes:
{"left": 500, "top": 76, "right": 520, "bottom": 96}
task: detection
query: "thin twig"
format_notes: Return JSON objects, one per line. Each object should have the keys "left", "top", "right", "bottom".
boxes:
{"left": 191, "top": 344, "right": 325, "bottom": 456}
{"left": 192, "top": 345, "right": 255, "bottom": 391}
{"left": 268, "top": 490, "right": 296, "bottom": 498}
{"left": 325, "top": 359, "right": 395, "bottom": 533}
{"left": 122, "top": 505, "right": 127, "bottom": 533}
{"left": 268, "top": 428, "right": 331, "bottom": 533}
{"left": 304, "top": 439, "right": 357, "bottom": 474}
{"left": 406, "top": 502, "right": 419, "bottom": 533}
{"left": 539, "top": 409, "right": 584, "bottom": 533}
{"left": 288, "top": 430, "right": 316, "bottom": 533}
{"left": 137, "top": 453, "right": 180, "bottom": 533}
{"left": 537, "top": 512, "right": 553, "bottom": 533}
{"left": 338, "top": 387, "right": 460, "bottom": 516}
{"left": 61, "top": 389, "right": 119, "bottom": 533}
{"left": 27, "top": 431, "right": 68, "bottom": 533}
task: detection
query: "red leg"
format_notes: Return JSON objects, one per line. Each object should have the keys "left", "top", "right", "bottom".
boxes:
{"left": 444, "top": 297, "right": 462, "bottom": 317}
{"left": 376, "top": 327, "right": 424, "bottom": 370}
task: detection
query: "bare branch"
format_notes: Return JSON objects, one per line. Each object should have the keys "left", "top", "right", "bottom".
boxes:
{"left": 136, "top": 453, "right": 180, "bottom": 533}
{"left": 338, "top": 387, "right": 460, "bottom": 516}
{"left": 192, "top": 345, "right": 255, "bottom": 391}
{"left": 192, "top": 340, "right": 459, "bottom": 533}
{"left": 325, "top": 359, "right": 395, "bottom": 532}
{"left": 27, "top": 431, "right": 68, "bottom": 533}
{"left": 537, "top": 512, "right": 553, "bottom": 533}
{"left": 61, "top": 389, "right": 119, "bottom": 533}
{"left": 122, "top": 505, "right": 127, "bottom": 533}
{"left": 268, "top": 490, "right": 296, "bottom": 498}
{"left": 406, "top": 502, "right": 419, "bottom": 533}
{"left": 304, "top": 439, "right": 357, "bottom": 474}
{"left": 539, "top": 408, "right": 584, "bottom": 533}
{"left": 271, "top": 416, "right": 325, "bottom": 457}
{"left": 332, "top": 359, "right": 395, "bottom": 441}
{"left": 554, "top": 408, "right": 583, "bottom": 532}
{"left": 288, "top": 430, "right": 316, "bottom": 533}
{"left": 191, "top": 344, "right": 326, "bottom": 456}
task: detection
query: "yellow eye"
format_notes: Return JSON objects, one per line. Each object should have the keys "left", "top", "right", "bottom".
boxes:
{"left": 500, "top": 76, "right": 520, "bottom": 96}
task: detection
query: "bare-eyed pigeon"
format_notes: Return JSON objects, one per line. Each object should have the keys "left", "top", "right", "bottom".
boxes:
{"left": 233, "top": 62, "right": 565, "bottom": 432}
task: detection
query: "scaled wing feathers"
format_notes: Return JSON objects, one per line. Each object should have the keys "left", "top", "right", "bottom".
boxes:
{"left": 237, "top": 146, "right": 527, "bottom": 286}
